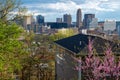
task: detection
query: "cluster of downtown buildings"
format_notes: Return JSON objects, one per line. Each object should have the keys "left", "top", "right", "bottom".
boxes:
{"left": 21, "top": 8, "right": 120, "bottom": 40}
{"left": 19, "top": 9, "right": 120, "bottom": 80}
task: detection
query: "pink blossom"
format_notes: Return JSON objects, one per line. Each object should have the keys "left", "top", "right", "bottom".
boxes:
{"left": 74, "top": 39, "right": 120, "bottom": 80}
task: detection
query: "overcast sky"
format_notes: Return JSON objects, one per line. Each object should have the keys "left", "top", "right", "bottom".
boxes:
{"left": 21, "top": 0, "right": 120, "bottom": 22}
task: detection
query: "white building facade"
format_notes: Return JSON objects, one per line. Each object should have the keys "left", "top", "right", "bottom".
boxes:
{"left": 89, "top": 18, "right": 98, "bottom": 30}
{"left": 104, "top": 20, "right": 116, "bottom": 31}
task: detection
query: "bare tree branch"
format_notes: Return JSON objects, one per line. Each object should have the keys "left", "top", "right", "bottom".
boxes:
{"left": 0, "top": 0, "right": 27, "bottom": 23}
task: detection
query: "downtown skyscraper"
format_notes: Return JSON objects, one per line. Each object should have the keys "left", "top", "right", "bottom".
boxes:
{"left": 76, "top": 9, "right": 82, "bottom": 28}
{"left": 63, "top": 14, "right": 72, "bottom": 27}
{"left": 36, "top": 15, "right": 44, "bottom": 25}
{"left": 83, "top": 14, "right": 95, "bottom": 29}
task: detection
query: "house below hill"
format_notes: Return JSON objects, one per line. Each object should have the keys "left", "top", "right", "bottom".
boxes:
{"left": 54, "top": 34, "right": 120, "bottom": 80}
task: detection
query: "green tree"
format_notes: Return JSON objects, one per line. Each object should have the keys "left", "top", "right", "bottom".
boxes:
{"left": 0, "top": 0, "right": 27, "bottom": 23}
{"left": 0, "top": 0, "right": 31, "bottom": 79}
{"left": 20, "top": 34, "right": 55, "bottom": 80}
{"left": 50, "top": 28, "right": 74, "bottom": 41}
{"left": 0, "top": 20, "right": 29, "bottom": 79}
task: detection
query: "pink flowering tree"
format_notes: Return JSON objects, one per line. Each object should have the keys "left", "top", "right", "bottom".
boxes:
{"left": 74, "top": 39, "right": 120, "bottom": 80}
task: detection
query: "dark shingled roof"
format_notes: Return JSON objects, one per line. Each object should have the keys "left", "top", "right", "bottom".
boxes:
{"left": 54, "top": 34, "right": 120, "bottom": 55}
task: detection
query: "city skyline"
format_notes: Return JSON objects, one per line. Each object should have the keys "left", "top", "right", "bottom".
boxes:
{"left": 76, "top": 9, "right": 82, "bottom": 28}
{"left": 21, "top": 0, "right": 120, "bottom": 22}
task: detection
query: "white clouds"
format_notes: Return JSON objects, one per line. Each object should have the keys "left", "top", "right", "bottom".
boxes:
{"left": 24, "top": 0, "right": 120, "bottom": 21}
{"left": 41, "top": 1, "right": 76, "bottom": 11}
{"left": 102, "top": 2, "right": 120, "bottom": 10}
{"left": 26, "top": 1, "right": 78, "bottom": 13}
{"left": 26, "top": 0, "right": 120, "bottom": 13}
{"left": 99, "top": 0, "right": 109, "bottom": 1}
{"left": 81, "top": 0, "right": 120, "bottom": 12}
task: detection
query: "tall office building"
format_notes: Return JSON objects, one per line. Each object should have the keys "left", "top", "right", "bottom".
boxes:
{"left": 104, "top": 20, "right": 116, "bottom": 31}
{"left": 117, "top": 24, "right": 120, "bottom": 36}
{"left": 83, "top": 14, "right": 95, "bottom": 29}
{"left": 76, "top": 8, "right": 82, "bottom": 28}
{"left": 89, "top": 18, "right": 98, "bottom": 30}
{"left": 36, "top": 15, "right": 44, "bottom": 25}
{"left": 116, "top": 21, "right": 120, "bottom": 36}
{"left": 63, "top": 14, "right": 72, "bottom": 27}
{"left": 23, "top": 14, "right": 34, "bottom": 30}
{"left": 56, "top": 18, "right": 62, "bottom": 23}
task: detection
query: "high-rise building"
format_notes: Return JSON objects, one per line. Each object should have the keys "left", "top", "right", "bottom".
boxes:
{"left": 56, "top": 18, "right": 62, "bottom": 23}
{"left": 83, "top": 14, "right": 95, "bottom": 29}
{"left": 76, "top": 9, "right": 82, "bottom": 28}
{"left": 104, "top": 20, "right": 116, "bottom": 31}
{"left": 23, "top": 14, "right": 34, "bottom": 30}
{"left": 63, "top": 14, "right": 72, "bottom": 27}
{"left": 117, "top": 24, "right": 120, "bottom": 36}
{"left": 36, "top": 15, "right": 44, "bottom": 25}
{"left": 89, "top": 18, "right": 98, "bottom": 30}
{"left": 116, "top": 21, "right": 120, "bottom": 36}
{"left": 103, "top": 20, "right": 116, "bottom": 35}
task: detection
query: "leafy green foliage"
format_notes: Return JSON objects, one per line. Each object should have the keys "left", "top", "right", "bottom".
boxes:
{"left": 49, "top": 28, "right": 74, "bottom": 41}
{"left": 0, "top": 21, "right": 28, "bottom": 79}
{"left": 20, "top": 34, "right": 55, "bottom": 80}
